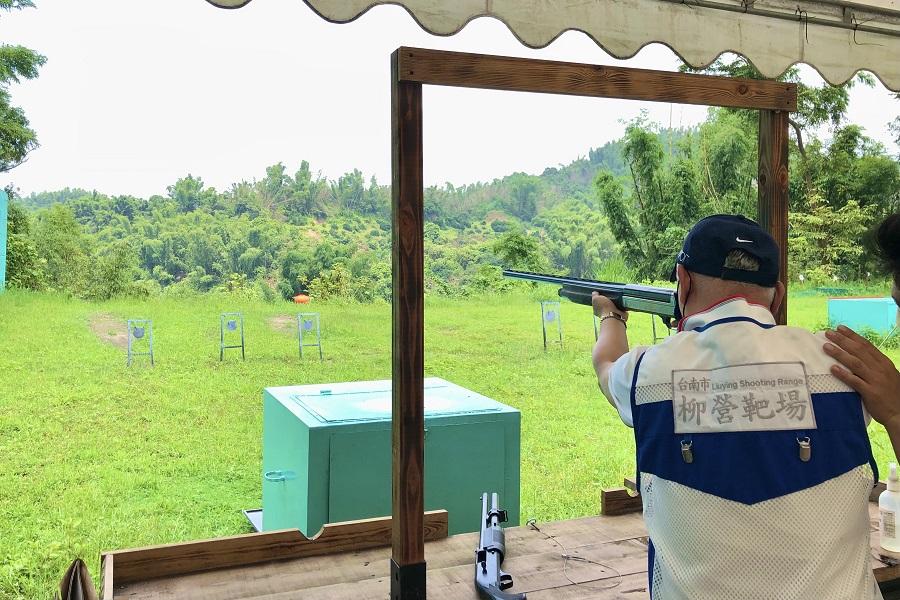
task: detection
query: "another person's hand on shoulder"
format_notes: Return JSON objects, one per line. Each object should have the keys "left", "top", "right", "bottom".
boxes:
{"left": 823, "top": 212, "right": 900, "bottom": 446}
{"left": 824, "top": 326, "right": 900, "bottom": 434}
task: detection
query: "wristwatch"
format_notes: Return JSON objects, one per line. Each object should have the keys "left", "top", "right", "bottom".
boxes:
{"left": 599, "top": 312, "right": 628, "bottom": 327}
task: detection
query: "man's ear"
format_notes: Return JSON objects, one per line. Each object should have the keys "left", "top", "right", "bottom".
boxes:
{"left": 676, "top": 264, "right": 691, "bottom": 307}
{"left": 771, "top": 281, "right": 786, "bottom": 315}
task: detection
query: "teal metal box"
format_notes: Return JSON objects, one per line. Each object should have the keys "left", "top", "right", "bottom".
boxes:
{"left": 828, "top": 297, "right": 899, "bottom": 335}
{"left": 262, "top": 377, "right": 521, "bottom": 536}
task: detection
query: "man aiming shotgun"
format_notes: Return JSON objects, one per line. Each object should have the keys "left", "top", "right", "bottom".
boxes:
{"left": 588, "top": 215, "right": 882, "bottom": 599}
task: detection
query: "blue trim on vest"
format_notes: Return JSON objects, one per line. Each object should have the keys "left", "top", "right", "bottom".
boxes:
{"left": 691, "top": 316, "right": 776, "bottom": 333}
{"left": 634, "top": 391, "right": 876, "bottom": 504}
{"left": 630, "top": 352, "right": 646, "bottom": 492}
{"left": 647, "top": 538, "right": 656, "bottom": 598}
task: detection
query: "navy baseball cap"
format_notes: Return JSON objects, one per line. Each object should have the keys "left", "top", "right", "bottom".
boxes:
{"left": 669, "top": 214, "right": 780, "bottom": 287}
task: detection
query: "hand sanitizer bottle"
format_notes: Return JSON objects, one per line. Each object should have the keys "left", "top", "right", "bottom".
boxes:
{"left": 880, "top": 463, "right": 900, "bottom": 552}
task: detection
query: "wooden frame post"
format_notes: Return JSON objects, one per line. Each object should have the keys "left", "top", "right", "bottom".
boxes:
{"left": 758, "top": 109, "right": 791, "bottom": 325}
{"left": 389, "top": 47, "right": 796, "bottom": 598}
{"left": 390, "top": 49, "right": 426, "bottom": 600}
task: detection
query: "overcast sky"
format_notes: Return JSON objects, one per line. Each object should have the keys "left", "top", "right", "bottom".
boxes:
{"left": 1, "top": 0, "right": 898, "bottom": 199}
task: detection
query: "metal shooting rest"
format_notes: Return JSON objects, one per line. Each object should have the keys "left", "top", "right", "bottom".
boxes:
{"left": 127, "top": 319, "right": 154, "bottom": 367}
{"left": 298, "top": 313, "right": 323, "bottom": 361}
{"left": 220, "top": 312, "right": 245, "bottom": 361}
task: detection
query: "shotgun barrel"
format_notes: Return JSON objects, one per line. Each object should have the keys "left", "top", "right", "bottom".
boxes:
{"left": 503, "top": 269, "right": 677, "bottom": 323}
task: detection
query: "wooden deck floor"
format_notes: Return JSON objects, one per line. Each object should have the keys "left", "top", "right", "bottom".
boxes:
{"left": 113, "top": 512, "right": 649, "bottom": 600}
{"left": 110, "top": 503, "right": 900, "bottom": 600}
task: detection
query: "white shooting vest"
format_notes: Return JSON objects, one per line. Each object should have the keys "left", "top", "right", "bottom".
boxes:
{"left": 608, "top": 297, "right": 882, "bottom": 600}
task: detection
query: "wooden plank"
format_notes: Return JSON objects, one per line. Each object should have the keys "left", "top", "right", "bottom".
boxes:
{"left": 395, "top": 47, "right": 797, "bottom": 111}
{"left": 758, "top": 109, "right": 790, "bottom": 325}
{"left": 104, "top": 510, "right": 447, "bottom": 586}
{"left": 524, "top": 572, "right": 649, "bottom": 599}
{"left": 101, "top": 554, "right": 114, "bottom": 600}
{"left": 601, "top": 488, "right": 643, "bottom": 516}
{"left": 391, "top": 47, "right": 427, "bottom": 598}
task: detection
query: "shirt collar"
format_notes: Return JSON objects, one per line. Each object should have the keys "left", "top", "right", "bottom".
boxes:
{"left": 678, "top": 296, "right": 776, "bottom": 332}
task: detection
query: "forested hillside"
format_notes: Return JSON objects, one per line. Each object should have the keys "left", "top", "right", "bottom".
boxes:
{"left": 4, "top": 104, "right": 899, "bottom": 302}
{"left": 4, "top": 134, "right": 636, "bottom": 302}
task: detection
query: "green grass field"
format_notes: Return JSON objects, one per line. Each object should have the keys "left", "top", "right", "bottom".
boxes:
{"left": 0, "top": 289, "right": 897, "bottom": 599}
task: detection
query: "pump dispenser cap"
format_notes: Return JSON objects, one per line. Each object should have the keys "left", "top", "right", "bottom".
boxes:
{"left": 889, "top": 463, "right": 899, "bottom": 492}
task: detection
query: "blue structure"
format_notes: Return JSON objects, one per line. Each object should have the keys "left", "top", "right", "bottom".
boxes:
{"left": 0, "top": 190, "right": 7, "bottom": 291}
{"left": 828, "top": 297, "right": 899, "bottom": 335}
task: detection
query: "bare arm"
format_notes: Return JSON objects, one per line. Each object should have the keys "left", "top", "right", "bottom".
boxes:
{"left": 823, "top": 325, "right": 900, "bottom": 454}
{"left": 591, "top": 292, "right": 630, "bottom": 406}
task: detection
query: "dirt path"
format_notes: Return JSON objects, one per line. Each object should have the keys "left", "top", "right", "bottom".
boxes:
{"left": 89, "top": 313, "right": 128, "bottom": 348}
{"left": 268, "top": 315, "right": 295, "bottom": 334}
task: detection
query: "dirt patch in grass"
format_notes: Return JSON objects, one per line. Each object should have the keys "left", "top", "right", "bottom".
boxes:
{"left": 89, "top": 313, "right": 128, "bottom": 348}
{"left": 268, "top": 315, "right": 296, "bottom": 334}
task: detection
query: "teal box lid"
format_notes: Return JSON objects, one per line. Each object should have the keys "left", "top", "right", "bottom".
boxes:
{"left": 266, "top": 377, "right": 517, "bottom": 425}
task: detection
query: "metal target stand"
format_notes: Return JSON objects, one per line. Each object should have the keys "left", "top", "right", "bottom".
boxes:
{"left": 540, "top": 301, "right": 563, "bottom": 351}
{"left": 127, "top": 319, "right": 154, "bottom": 367}
{"left": 298, "top": 313, "right": 323, "bottom": 361}
{"left": 220, "top": 312, "right": 245, "bottom": 361}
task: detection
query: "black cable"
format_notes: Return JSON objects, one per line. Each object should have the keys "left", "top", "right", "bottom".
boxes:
{"left": 525, "top": 518, "right": 624, "bottom": 591}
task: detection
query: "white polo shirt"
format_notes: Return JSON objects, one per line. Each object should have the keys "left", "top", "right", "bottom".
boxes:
{"left": 607, "top": 297, "right": 882, "bottom": 600}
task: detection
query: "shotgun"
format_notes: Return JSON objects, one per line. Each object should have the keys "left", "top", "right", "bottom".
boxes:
{"left": 503, "top": 269, "right": 677, "bottom": 326}
{"left": 475, "top": 492, "right": 526, "bottom": 600}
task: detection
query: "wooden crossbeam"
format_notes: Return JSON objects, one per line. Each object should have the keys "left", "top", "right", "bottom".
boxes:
{"left": 396, "top": 47, "right": 797, "bottom": 111}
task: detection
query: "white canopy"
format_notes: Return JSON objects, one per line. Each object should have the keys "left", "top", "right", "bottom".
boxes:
{"left": 207, "top": 0, "right": 900, "bottom": 91}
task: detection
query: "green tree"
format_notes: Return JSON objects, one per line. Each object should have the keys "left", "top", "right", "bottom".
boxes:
{"left": 493, "top": 230, "right": 545, "bottom": 271}
{"left": 504, "top": 174, "right": 543, "bottom": 221}
{"left": 789, "top": 193, "right": 873, "bottom": 282}
{"left": 600, "top": 119, "right": 694, "bottom": 278}
{"left": 890, "top": 115, "right": 899, "bottom": 158}
{"left": 0, "top": 0, "right": 46, "bottom": 173}
{"left": 817, "top": 125, "right": 899, "bottom": 213}
{"left": 32, "top": 204, "right": 89, "bottom": 293}
{"left": 4, "top": 197, "right": 43, "bottom": 288}
{"left": 167, "top": 174, "right": 210, "bottom": 213}
{"left": 86, "top": 242, "right": 137, "bottom": 300}
{"left": 308, "top": 263, "right": 351, "bottom": 300}
{"left": 283, "top": 161, "right": 326, "bottom": 222}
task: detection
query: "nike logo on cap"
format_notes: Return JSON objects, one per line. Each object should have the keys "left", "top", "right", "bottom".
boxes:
{"left": 736, "top": 237, "right": 753, "bottom": 243}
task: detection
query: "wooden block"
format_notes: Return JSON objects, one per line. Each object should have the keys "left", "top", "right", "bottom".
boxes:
{"left": 101, "top": 554, "right": 114, "bottom": 600}
{"left": 103, "top": 510, "right": 448, "bottom": 586}
{"left": 601, "top": 488, "right": 643, "bottom": 516}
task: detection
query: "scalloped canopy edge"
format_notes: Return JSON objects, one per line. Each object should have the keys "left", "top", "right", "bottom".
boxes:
{"left": 205, "top": 0, "right": 900, "bottom": 91}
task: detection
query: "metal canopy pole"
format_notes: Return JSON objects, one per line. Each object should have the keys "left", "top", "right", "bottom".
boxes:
{"left": 390, "top": 48, "right": 426, "bottom": 600}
